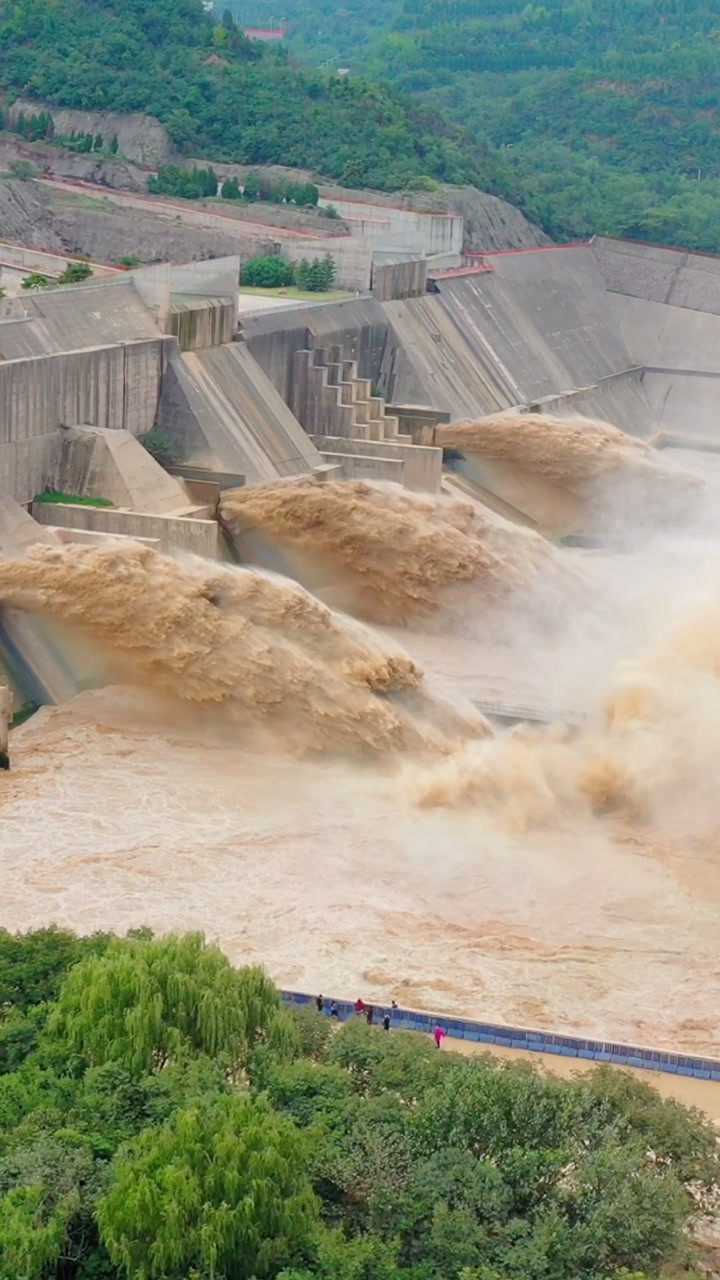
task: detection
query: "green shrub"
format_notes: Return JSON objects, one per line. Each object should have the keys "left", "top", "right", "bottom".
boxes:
{"left": 148, "top": 165, "right": 218, "bottom": 199}
{"left": 58, "top": 262, "right": 93, "bottom": 284}
{"left": 221, "top": 174, "right": 241, "bottom": 199}
{"left": 138, "top": 428, "right": 178, "bottom": 468}
{"left": 241, "top": 255, "right": 295, "bottom": 287}
{"left": 8, "top": 159, "right": 39, "bottom": 181}
{"left": 404, "top": 175, "right": 441, "bottom": 192}
{"left": 20, "top": 273, "right": 51, "bottom": 291}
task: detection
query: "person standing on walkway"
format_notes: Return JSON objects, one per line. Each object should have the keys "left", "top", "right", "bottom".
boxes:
{"left": 330, "top": 1001, "right": 339, "bottom": 1018}
{"left": 366, "top": 1004, "right": 374, "bottom": 1025}
{"left": 382, "top": 1011, "right": 391, "bottom": 1032}
{"left": 316, "top": 994, "right": 324, "bottom": 1013}
{"left": 355, "top": 997, "right": 365, "bottom": 1017}
{"left": 433, "top": 1025, "right": 447, "bottom": 1050}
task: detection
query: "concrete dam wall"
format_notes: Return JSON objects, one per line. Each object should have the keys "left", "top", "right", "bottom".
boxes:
{"left": 258, "top": 242, "right": 720, "bottom": 447}
{"left": 1, "top": 234, "right": 719, "bottom": 517}
{"left": 0, "top": 339, "right": 170, "bottom": 503}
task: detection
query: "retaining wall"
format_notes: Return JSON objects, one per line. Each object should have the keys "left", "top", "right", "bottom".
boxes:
{"left": 0, "top": 279, "right": 160, "bottom": 360}
{"left": 32, "top": 502, "right": 222, "bottom": 557}
{"left": 157, "top": 343, "right": 322, "bottom": 484}
{"left": 282, "top": 991, "right": 720, "bottom": 1081}
{"left": 320, "top": 198, "right": 463, "bottom": 259}
{"left": 310, "top": 434, "right": 442, "bottom": 492}
{"left": 281, "top": 236, "right": 372, "bottom": 292}
{"left": 372, "top": 258, "right": 427, "bottom": 301}
{"left": 525, "top": 368, "right": 652, "bottom": 438}
{"left": 317, "top": 449, "right": 403, "bottom": 483}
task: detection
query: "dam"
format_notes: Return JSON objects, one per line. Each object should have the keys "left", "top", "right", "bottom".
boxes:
{"left": 1, "top": 232, "right": 720, "bottom": 1059}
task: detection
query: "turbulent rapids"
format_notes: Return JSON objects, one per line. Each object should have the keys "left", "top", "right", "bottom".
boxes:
{"left": 221, "top": 478, "right": 580, "bottom": 624}
{"left": 412, "top": 595, "right": 720, "bottom": 828}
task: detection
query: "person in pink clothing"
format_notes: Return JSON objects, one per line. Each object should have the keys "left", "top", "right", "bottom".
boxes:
{"left": 433, "top": 1025, "right": 447, "bottom": 1049}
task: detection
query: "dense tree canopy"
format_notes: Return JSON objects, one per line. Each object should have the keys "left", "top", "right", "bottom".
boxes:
{"left": 229, "top": 0, "right": 720, "bottom": 252}
{"left": 0, "top": 0, "right": 483, "bottom": 191}
{"left": 0, "top": 926, "right": 716, "bottom": 1280}
{"left": 98, "top": 1094, "right": 318, "bottom": 1279}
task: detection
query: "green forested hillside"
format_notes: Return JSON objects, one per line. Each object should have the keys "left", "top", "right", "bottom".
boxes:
{"left": 0, "top": 0, "right": 482, "bottom": 190}
{"left": 232, "top": 0, "right": 720, "bottom": 252}
{"left": 4, "top": 0, "right": 720, "bottom": 249}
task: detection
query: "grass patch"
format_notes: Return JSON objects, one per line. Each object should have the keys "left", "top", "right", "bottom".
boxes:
{"left": 51, "top": 190, "right": 112, "bottom": 213}
{"left": 35, "top": 490, "right": 113, "bottom": 508}
{"left": 237, "top": 286, "right": 352, "bottom": 301}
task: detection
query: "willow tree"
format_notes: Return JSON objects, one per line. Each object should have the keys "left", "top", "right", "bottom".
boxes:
{"left": 49, "top": 933, "right": 280, "bottom": 1074}
{"left": 0, "top": 1186, "right": 72, "bottom": 1280}
{"left": 98, "top": 1094, "right": 318, "bottom": 1280}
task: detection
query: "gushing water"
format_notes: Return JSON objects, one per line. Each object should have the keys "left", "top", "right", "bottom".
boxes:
{"left": 221, "top": 478, "right": 579, "bottom": 624}
{"left": 0, "top": 540, "right": 485, "bottom": 755}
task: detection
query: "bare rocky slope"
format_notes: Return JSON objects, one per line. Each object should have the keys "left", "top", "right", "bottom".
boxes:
{"left": 0, "top": 177, "right": 275, "bottom": 264}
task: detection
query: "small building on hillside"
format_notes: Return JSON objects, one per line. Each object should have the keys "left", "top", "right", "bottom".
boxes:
{"left": 242, "top": 23, "right": 287, "bottom": 40}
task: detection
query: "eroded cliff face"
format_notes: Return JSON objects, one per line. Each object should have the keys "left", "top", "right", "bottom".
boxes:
{"left": 432, "top": 185, "right": 551, "bottom": 252}
{"left": 7, "top": 98, "right": 174, "bottom": 167}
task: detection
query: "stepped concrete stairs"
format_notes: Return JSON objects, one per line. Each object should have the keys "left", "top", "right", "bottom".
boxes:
{"left": 291, "top": 345, "right": 443, "bottom": 492}
{"left": 158, "top": 343, "right": 329, "bottom": 485}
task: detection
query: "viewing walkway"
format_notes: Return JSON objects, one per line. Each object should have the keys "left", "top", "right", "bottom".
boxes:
{"left": 283, "top": 989, "right": 720, "bottom": 1083}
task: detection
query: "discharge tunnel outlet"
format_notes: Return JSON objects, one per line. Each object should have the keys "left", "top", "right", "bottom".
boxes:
{"left": 0, "top": 684, "right": 11, "bottom": 770}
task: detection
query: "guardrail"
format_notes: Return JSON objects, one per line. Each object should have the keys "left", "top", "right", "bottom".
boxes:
{"left": 281, "top": 990, "right": 720, "bottom": 1081}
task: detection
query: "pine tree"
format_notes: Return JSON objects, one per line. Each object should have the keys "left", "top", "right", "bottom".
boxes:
{"left": 319, "top": 253, "right": 337, "bottom": 289}
{"left": 94, "top": 132, "right": 104, "bottom": 151}
{"left": 109, "top": 134, "right": 119, "bottom": 154}
{"left": 222, "top": 175, "right": 241, "bottom": 200}
{"left": 243, "top": 171, "right": 262, "bottom": 200}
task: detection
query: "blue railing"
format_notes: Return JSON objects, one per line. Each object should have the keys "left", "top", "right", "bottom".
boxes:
{"left": 281, "top": 991, "right": 720, "bottom": 1082}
